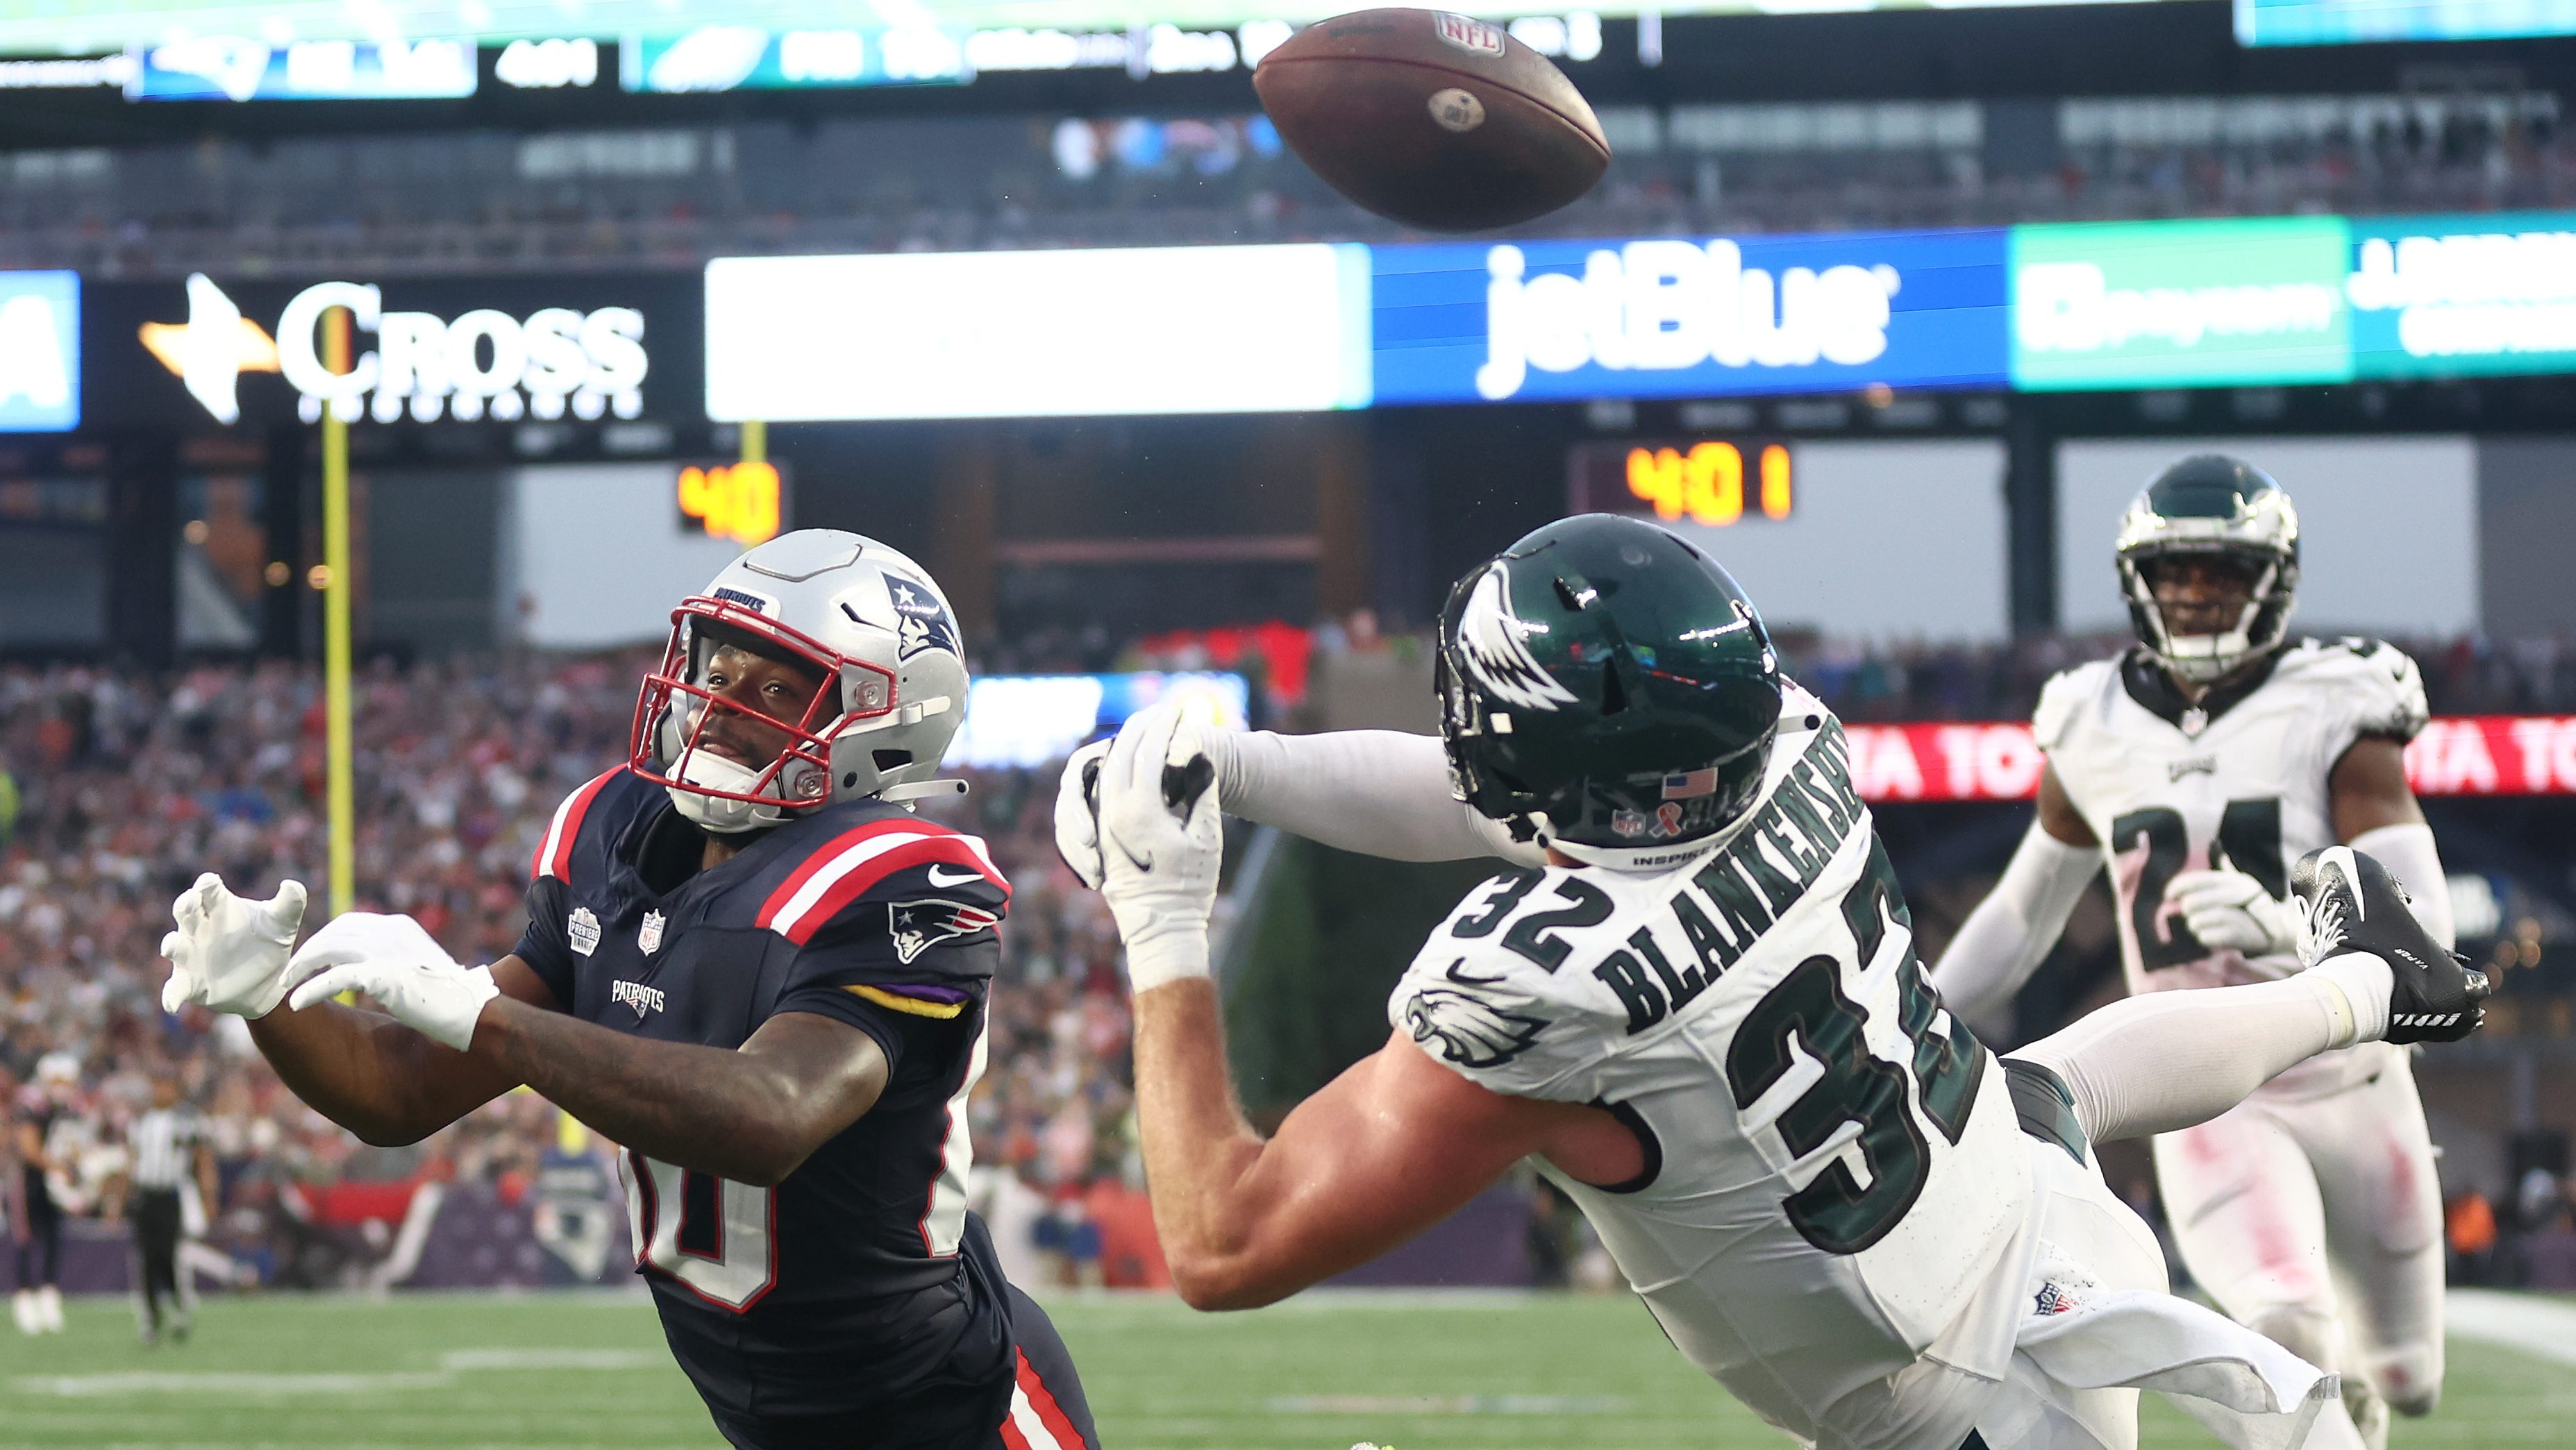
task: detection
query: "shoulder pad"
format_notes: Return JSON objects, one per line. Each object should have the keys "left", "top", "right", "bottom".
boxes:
{"left": 755, "top": 816, "right": 1010, "bottom": 947}
{"left": 1386, "top": 868, "right": 1628, "bottom": 1099}
{"left": 2282, "top": 637, "right": 2430, "bottom": 744}
{"left": 531, "top": 768, "right": 639, "bottom": 882}
{"left": 2031, "top": 659, "right": 2115, "bottom": 750}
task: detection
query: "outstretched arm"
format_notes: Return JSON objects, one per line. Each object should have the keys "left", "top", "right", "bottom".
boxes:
{"left": 474, "top": 1004, "right": 887, "bottom": 1187}
{"left": 1135, "top": 981, "right": 1612, "bottom": 1309}
{"left": 246, "top": 954, "right": 558, "bottom": 1147}
{"left": 1928, "top": 767, "right": 2099, "bottom": 1020}
{"left": 1220, "top": 730, "right": 1539, "bottom": 866}
{"left": 279, "top": 917, "right": 892, "bottom": 1186}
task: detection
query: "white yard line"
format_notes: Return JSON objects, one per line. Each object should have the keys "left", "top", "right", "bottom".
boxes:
{"left": 12, "top": 1347, "right": 664, "bottom": 1399}
{"left": 2443, "top": 1289, "right": 2576, "bottom": 1369}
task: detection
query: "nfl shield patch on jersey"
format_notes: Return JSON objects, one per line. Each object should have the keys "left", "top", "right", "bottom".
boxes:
{"left": 889, "top": 899, "right": 998, "bottom": 964}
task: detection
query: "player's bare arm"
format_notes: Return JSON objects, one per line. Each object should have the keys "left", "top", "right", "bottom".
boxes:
{"left": 2034, "top": 762, "right": 2098, "bottom": 847}
{"left": 2330, "top": 735, "right": 2425, "bottom": 838}
{"left": 1133, "top": 979, "right": 1634, "bottom": 1310}
{"left": 473, "top": 1000, "right": 889, "bottom": 1187}
{"left": 244, "top": 954, "right": 557, "bottom": 1145}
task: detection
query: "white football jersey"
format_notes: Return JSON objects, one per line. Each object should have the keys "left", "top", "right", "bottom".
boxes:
{"left": 2035, "top": 637, "right": 2429, "bottom": 1094}
{"left": 1387, "top": 687, "right": 2031, "bottom": 1439}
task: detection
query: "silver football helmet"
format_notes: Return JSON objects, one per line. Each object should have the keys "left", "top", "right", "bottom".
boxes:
{"left": 630, "top": 530, "right": 969, "bottom": 833}
{"left": 2115, "top": 455, "right": 2300, "bottom": 684}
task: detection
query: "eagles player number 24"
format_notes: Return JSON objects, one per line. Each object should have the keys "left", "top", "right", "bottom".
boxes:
{"left": 2109, "top": 798, "right": 2284, "bottom": 970}
{"left": 620, "top": 1150, "right": 777, "bottom": 1311}
{"left": 1723, "top": 839, "right": 1984, "bottom": 1256}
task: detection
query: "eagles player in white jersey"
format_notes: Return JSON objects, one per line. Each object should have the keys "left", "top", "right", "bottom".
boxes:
{"left": 1927, "top": 457, "right": 2451, "bottom": 1449}
{"left": 1057, "top": 514, "right": 2487, "bottom": 1450}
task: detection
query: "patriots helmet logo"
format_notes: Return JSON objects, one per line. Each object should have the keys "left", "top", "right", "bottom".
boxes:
{"left": 889, "top": 898, "right": 998, "bottom": 964}
{"left": 1453, "top": 562, "right": 1578, "bottom": 713}
{"left": 885, "top": 573, "right": 959, "bottom": 661}
{"left": 1402, "top": 960, "right": 1547, "bottom": 1069}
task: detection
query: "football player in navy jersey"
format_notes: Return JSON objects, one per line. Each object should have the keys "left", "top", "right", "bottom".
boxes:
{"left": 158, "top": 530, "right": 1096, "bottom": 1450}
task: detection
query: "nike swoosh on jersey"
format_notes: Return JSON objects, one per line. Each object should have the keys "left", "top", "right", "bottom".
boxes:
{"left": 924, "top": 865, "right": 986, "bottom": 888}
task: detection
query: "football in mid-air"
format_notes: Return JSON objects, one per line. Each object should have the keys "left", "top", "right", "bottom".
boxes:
{"left": 1253, "top": 9, "right": 1609, "bottom": 232}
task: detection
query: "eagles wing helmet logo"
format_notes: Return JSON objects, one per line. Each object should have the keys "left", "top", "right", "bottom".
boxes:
{"left": 890, "top": 899, "right": 999, "bottom": 965}
{"left": 886, "top": 574, "right": 959, "bottom": 661}
{"left": 1403, "top": 960, "right": 1547, "bottom": 1069}
{"left": 1455, "top": 564, "right": 1580, "bottom": 714}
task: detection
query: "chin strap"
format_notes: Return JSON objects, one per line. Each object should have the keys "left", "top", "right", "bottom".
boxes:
{"left": 880, "top": 779, "right": 969, "bottom": 804}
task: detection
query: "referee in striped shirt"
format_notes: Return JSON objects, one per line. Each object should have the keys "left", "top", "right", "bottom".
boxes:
{"left": 125, "top": 1076, "right": 216, "bottom": 1346}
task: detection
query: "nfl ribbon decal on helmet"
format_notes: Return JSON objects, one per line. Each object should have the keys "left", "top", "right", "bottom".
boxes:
{"left": 1454, "top": 562, "right": 1579, "bottom": 713}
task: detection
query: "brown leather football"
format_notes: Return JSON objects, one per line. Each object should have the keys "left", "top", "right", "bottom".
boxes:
{"left": 1253, "top": 9, "right": 1609, "bottom": 232}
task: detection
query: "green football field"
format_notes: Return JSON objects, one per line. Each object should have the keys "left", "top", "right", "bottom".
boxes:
{"left": 0, "top": 1289, "right": 2568, "bottom": 1448}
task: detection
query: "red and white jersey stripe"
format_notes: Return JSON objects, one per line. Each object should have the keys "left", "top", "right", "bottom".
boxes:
{"left": 755, "top": 817, "right": 1010, "bottom": 946}
{"left": 532, "top": 768, "right": 626, "bottom": 882}
{"left": 998, "top": 1348, "right": 1087, "bottom": 1450}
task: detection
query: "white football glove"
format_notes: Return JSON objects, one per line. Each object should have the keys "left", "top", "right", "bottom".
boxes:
{"left": 160, "top": 872, "right": 307, "bottom": 1018}
{"left": 282, "top": 912, "right": 499, "bottom": 1052}
{"left": 1053, "top": 736, "right": 1115, "bottom": 891}
{"left": 1055, "top": 704, "right": 1235, "bottom": 893}
{"left": 2169, "top": 866, "right": 2301, "bottom": 959}
{"left": 1095, "top": 705, "right": 1225, "bottom": 993}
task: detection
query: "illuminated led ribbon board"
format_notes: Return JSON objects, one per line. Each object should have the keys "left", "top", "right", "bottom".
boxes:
{"left": 1840, "top": 717, "right": 2576, "bottom": 802}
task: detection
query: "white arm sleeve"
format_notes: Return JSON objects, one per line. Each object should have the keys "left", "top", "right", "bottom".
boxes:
{"left": 2008, "top": 952, "right": 2393, "bottom": 1143}
{"left": 1218, "top": 730, "right": 1544, "bottom": 867}
{"left": 1927, "top": 822, "right": 2099, "bottom": 1020}
{"left": 2347, "top": 821, "right": 2454, "bottom": 951}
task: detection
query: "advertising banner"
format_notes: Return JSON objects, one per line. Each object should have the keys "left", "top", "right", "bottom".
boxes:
{"left": 1371, "top": 228, "right": 2011, "bottom": 405}
{"left": 1841, "top": 716, "right": 2576, "bottom": 802}
{"left": 0, "top": 270, "right": 78, "bottom": 432}
{"left": 2346, "top": 213, "right": 2576, "bottom": 381}
{"left": 2011, "top": 217, "right": 2352, "bottom": 390}
{"left": 82, "top": 271, "right": 699, "bottom": 429}
{"left": 703, "top": 246, "right": 1372, "bottom": 422}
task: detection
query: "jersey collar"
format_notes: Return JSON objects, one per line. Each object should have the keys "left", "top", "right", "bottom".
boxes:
{"left": 2119, "top": 644, "right": 2282, "bottom": 736}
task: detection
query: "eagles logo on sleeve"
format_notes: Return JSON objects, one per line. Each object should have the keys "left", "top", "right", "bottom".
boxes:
{"left": 1403, "top": 960, "right": 1548, "bottom": 1069}
{"left": 888, "top": 899, "right": 998, "bottom": 964}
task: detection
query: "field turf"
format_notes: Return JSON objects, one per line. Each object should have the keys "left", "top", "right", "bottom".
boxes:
{"left": 0, "top": 1289, "right": 2568, "bottom": 1447}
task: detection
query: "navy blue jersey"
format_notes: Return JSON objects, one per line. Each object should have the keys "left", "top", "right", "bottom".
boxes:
{"left": 514, "top": 768, "right": 1014, "bottom": 1422}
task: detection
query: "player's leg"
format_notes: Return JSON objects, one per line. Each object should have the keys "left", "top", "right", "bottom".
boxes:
{"left": 2292, "top": 1063, "right": 2445, "bottom": 1421}
{"left": 2152, "top": 1102, "right": 2368, "bottom": 1439}
{"left": 991, "top": 1282, "right": 1101, "bottom": 1450}
{"left": 31, "top": 1201, "right": 62, "bottom": 1331}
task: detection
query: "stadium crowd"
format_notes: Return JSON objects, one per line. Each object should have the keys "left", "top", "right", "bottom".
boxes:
{"left": 3, "top": 624, "right": 2574, "bottom": 1297}
{"left": 0, "top": 90, "right": 2564, "bottom": 278}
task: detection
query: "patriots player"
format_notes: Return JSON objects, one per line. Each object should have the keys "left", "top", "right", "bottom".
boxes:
{"left": 1928, "top": 457, "right": 2450, "bottom": 1448}
{"left": 158, "top": 531, "right": 1096, "bottom": 1450}
{"left": 1058, "top": 514, "right": 2486, "bottom": 1450}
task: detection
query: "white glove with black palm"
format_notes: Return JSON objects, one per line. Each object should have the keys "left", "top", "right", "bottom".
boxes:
{"left": 281, "top": 912, "right": 499, "bottom": 1052}
{"left": 160, "top": 872, "right": 308, "bottom": 1018}
{"left": 1054, "top": 703, "right": 1233, "bottom": 892}
{"left": 1094, "top": 706, "right": 1224, "bottom": 994}
{"left": 2168, "top": 866, "right": 2300, "bottom": 959}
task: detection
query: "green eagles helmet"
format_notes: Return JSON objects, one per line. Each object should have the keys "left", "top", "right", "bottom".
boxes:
{"left": 1437, "top": 513, "right": 1784, "bottom": 871}
{"left": 2115, "top": 454, "right": 2300, "bottom": 684}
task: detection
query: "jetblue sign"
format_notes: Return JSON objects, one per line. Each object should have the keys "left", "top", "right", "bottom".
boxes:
{"left": 0, "top": 271, "right": 78, "bottom": 432}
{"left": 1371, "top": 229, "right": 2011, "bottom": 405}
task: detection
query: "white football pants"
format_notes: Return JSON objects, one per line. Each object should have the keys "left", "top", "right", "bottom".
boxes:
{"left": 2152, "top": 1052, "right": 2445, "bottom": 1415}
